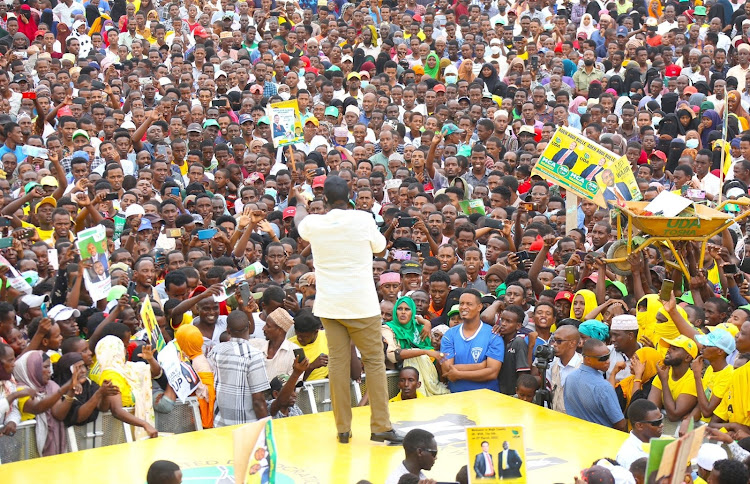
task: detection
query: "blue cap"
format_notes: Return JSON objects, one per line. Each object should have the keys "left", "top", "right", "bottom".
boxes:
{"left": 695, "top": 328, "right": 736, "bottom": 355}
{"left": 138, "top": 218, "right": 153, "bottom": 231}
{"left": 239, "top": 114, "right": 253, "bottom": 125}
{"left": 72, "top": 150, "right": 89, "bottom": 161}
{"left": 616, "top": 26, "right": 628, "bottom": 36}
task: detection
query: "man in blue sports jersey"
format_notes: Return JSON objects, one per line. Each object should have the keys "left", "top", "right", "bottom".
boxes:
{"left": 440, "top": 289, "right": 504, "bottom": 392}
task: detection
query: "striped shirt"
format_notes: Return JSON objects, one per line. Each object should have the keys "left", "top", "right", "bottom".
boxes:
{"left": 209, "top": 337, "right": 270, "bottom": 427}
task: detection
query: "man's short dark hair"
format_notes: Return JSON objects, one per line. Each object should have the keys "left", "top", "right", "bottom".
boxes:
{"left": 711, "top": 459, "right": 749, "bottom": 484}
{"left": 627, "top": 398, "right": 658, "bottom": 423}
{"left": 293, "top": 308, "right": 321, "bottom": 334}
{"left": 147, "top": 460, "right": 181, "bottom": 484}
{"left": 164, "top": 271, "right": 188, "bottom": 291}
{"left": 402, "top": 428, "right": 435, "bottom": 455}
{"left": 323, "top": 175, "right": 349, "bottom": 204}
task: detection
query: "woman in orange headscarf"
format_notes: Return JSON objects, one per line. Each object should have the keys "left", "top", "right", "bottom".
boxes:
{"left": 175, "top": 325, "right": 215, "bottom": 428}
{"left": 458, "top": 59, "right": 475, "bottom": 82}
{"left": 722, "top": 90, "right": 750, "bottom": 131}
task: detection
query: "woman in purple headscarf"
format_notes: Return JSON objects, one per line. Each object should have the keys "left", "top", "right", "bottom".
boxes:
{"left": 12, "top": 350, "right": 82, "bottom": 456}
{"left": 698, "top": 109, "right": 722, "bottom": 150}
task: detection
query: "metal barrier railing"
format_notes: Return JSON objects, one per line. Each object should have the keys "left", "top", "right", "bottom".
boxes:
{"left": 1, "top": 374, "right": 398, "bottom": 463}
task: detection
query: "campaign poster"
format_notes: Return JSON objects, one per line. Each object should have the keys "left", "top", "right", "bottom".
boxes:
{"left": 466, "top": 426, "right": 526, "bottom": 483}
{"left": 268, "top": 100, "right": 302, "bottom": 147}
{"left": 76, "top": 225, "right": 111, "bottom": 302}
{"left": 0, "top": 254, "right": 32, "bottom": 295}
{"left": 532, "top": 127, "right": 641, "bottom": 208}
{"left": 459, "top": 199, "right": 486, "bottom": 216}
{"left": 233, "top": 417, "right": 276, "bottom": 484}
{"left": 140, "top": 296, "right": 166, "bottom": 352}
{"left": 157, "top": 341, "right": 200, "bottom": 403}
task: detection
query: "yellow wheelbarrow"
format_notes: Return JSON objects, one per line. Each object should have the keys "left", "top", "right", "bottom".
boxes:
{"left": 603, "top": 197, "right": 750, "bottom": 280}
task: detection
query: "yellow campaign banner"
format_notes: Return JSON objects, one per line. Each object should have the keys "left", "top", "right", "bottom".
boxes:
{"left": 268, "top": 100, "right": 302, "bottom": 148}
{"left": 140, "top": 296, "right": 166, "bottom": 352}
{"left": 532, "top": 126, "right": 642, "bottom": 208}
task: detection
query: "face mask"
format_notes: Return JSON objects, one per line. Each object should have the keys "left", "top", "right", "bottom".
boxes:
{"left": 491, "top": 45, "right": 501, "bottom": 54}
{"left": 279, "top": 91, "right": 290, "bottom": 101}
{"left": 686, "top": 138, "right": 699, "bottom": 149}
{"left": 361, "top": 80, "right": 369, "bottom": 88}
{"left": 653, "top": 117, "right": 662, "bottom": 127}
{"left": 21, "top": 270, "right": 39, "bottom": 287}
{"left": 445, "top": 75, "right": 457, "bottom": 84}
{"left": 578, "top": 106, "right": 587, "bottom": 114}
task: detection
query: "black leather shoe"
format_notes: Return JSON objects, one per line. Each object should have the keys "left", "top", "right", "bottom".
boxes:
{"left": 370, "top": 429, "right": 404, "bottom": 444}
{"left": 337, "top": 432, "right": 351, "bottom": 444}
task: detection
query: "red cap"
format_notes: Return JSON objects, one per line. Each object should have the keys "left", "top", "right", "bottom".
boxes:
{"left": 247, "top": 172, "right": 265, "bottom": 183}
{"left": 665, "top": 65, "right": 681, "bottom": 77}
{"left": 555, "top": 291, "right": 574, "bottom": 303}
{"left": 312, "top": 175, "right": 326, "bottom": 188}
{"left": 58, "top": 106, "right": 72, "bottom": 117}
{"left": 34, "top": 30, "right": 45, "bottom": 38}
{"left": 249, "top": 84, "right": 263, "bottom": 94}
{"left": 304, "top": 66, "right": 319, "bottom": 75}
{"left": 193, "top": 25, "right": 208, "bottom": 38}
{"left": 434, "top": 84, "right": 446, "bottom": 93}
{"left": 283, "top": 207, "right": 296, "bottom": 219}
{"left": 650, "top": 150, "right": 667, "bottom": 161}
{"left": 554, "top": 42, "right": 563, "bottom": 53}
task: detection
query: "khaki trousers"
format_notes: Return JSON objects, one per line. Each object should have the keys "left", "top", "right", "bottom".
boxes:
{"left": 320, "top": 315, "right": 392, "bottom": 434}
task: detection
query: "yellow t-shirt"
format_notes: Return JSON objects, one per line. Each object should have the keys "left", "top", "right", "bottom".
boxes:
{"left": 714, "top": 363, "right": 750, "bottom": 425}
{"left": 701, "top": 365, "right": 734, "bottom": 422}
{"left": 16, "top": 386, "right": 34, "bottom": 421}
{"left": 288, "top": 330, "right": 329, "bottom": 381}
{"left": 101, "top": 369, "right": 135, "bottom": 407}
{"left": 652, "top": 368, "right": 698, "bottom": 401}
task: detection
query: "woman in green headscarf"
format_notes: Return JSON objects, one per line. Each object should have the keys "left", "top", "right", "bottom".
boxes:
{"left": 382, "top": 296, "right": 449, "bottom": 396}
{"left": 424, "top": 52, "right": 441, "bottom": 79}
{"left": 579, "top": 319, "right": 610, "bottom": 342}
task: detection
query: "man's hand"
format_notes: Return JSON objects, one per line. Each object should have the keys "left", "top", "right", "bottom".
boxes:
{"left": 690, "top": 355, "right": 704, "bottom": 376}
{"left": 292, "top": 356, "right": 310, "bottom": 374}
{"left": 656, "top": 360, "right": 669, "bottom": 381}
{"left": 138, "top": 344, "right": 156, "bottom": 362}
{"left": 310, "top": 353, "right": 328, "bottom": 369}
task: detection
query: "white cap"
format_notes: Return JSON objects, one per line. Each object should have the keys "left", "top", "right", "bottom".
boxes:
{"left": 121, "top": 121, "right": 136, "bottom": 130}
{"left": 158, "top": 77, "right": 172, "bottom": 86}
{"left": 610, "top": 314, "right": 638, "bottom": 331}
{"left": 696, "top": 443, "right": 727, "bottom": 471}
{"left": 341, "top": 54, "right": 353, "bottom": 63}
{"left": 20, "top": 294, "right": 49, "bottom": 309}
{"left": 124, "top": 204, "right": 145, "bottom": 218}
{"left": 214, "top": 70, "right": 227, "bottom": 80}
{"left": 48, "top": 304, "right": 81, "bottom": 321}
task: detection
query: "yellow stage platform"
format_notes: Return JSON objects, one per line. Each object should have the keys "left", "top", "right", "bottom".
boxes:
{"left": 2, "top": 390, "right": 628, "bottom": 484}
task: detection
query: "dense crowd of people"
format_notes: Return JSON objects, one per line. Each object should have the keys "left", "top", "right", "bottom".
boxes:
{"left": 1, "top": 0, "right": 750, "bottom": 481}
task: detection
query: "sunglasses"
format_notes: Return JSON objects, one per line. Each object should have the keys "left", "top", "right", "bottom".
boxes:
{"left": 639, "top": 418, "right": 664, "bottom": 427}
{"left": 583, "top": 353, "right": 610, "bottom": 362}
{"left": 419, "top": 448, "right": 438, "bottom": 457}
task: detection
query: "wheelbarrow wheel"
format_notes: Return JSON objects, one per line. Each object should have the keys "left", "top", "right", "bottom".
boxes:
{"left": 606, "top": 239, "right": 633, "bottom": 277}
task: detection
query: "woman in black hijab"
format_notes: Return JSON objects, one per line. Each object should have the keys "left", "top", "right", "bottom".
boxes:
{"left": 608, "top": 75, "right": 625, "bottom": 96}
{"left": 478, "top": 63, "right": 500, "bottom": 93}
{"left": 658, "top": 113, "right": 681, "bottom": 140}
{"left": 676, "top": 108, "right": 698, "bottom": 134}
{"left": 52, "top": 353, "right": 114, "bottom": 427}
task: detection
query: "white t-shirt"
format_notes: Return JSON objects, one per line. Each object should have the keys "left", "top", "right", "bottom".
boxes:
{"left": 616, "top": 432, "right": 648, "bottom": 470}
{"left": 298, "top": 208, "right": 386, "bottom": 319}
{"left": 385, "top": 462, "right": 427, "bottom": 484}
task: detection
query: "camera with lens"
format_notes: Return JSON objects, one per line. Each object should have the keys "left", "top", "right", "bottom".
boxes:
{"left": 533, "top": 343, "right": 554, "bottom": 368}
